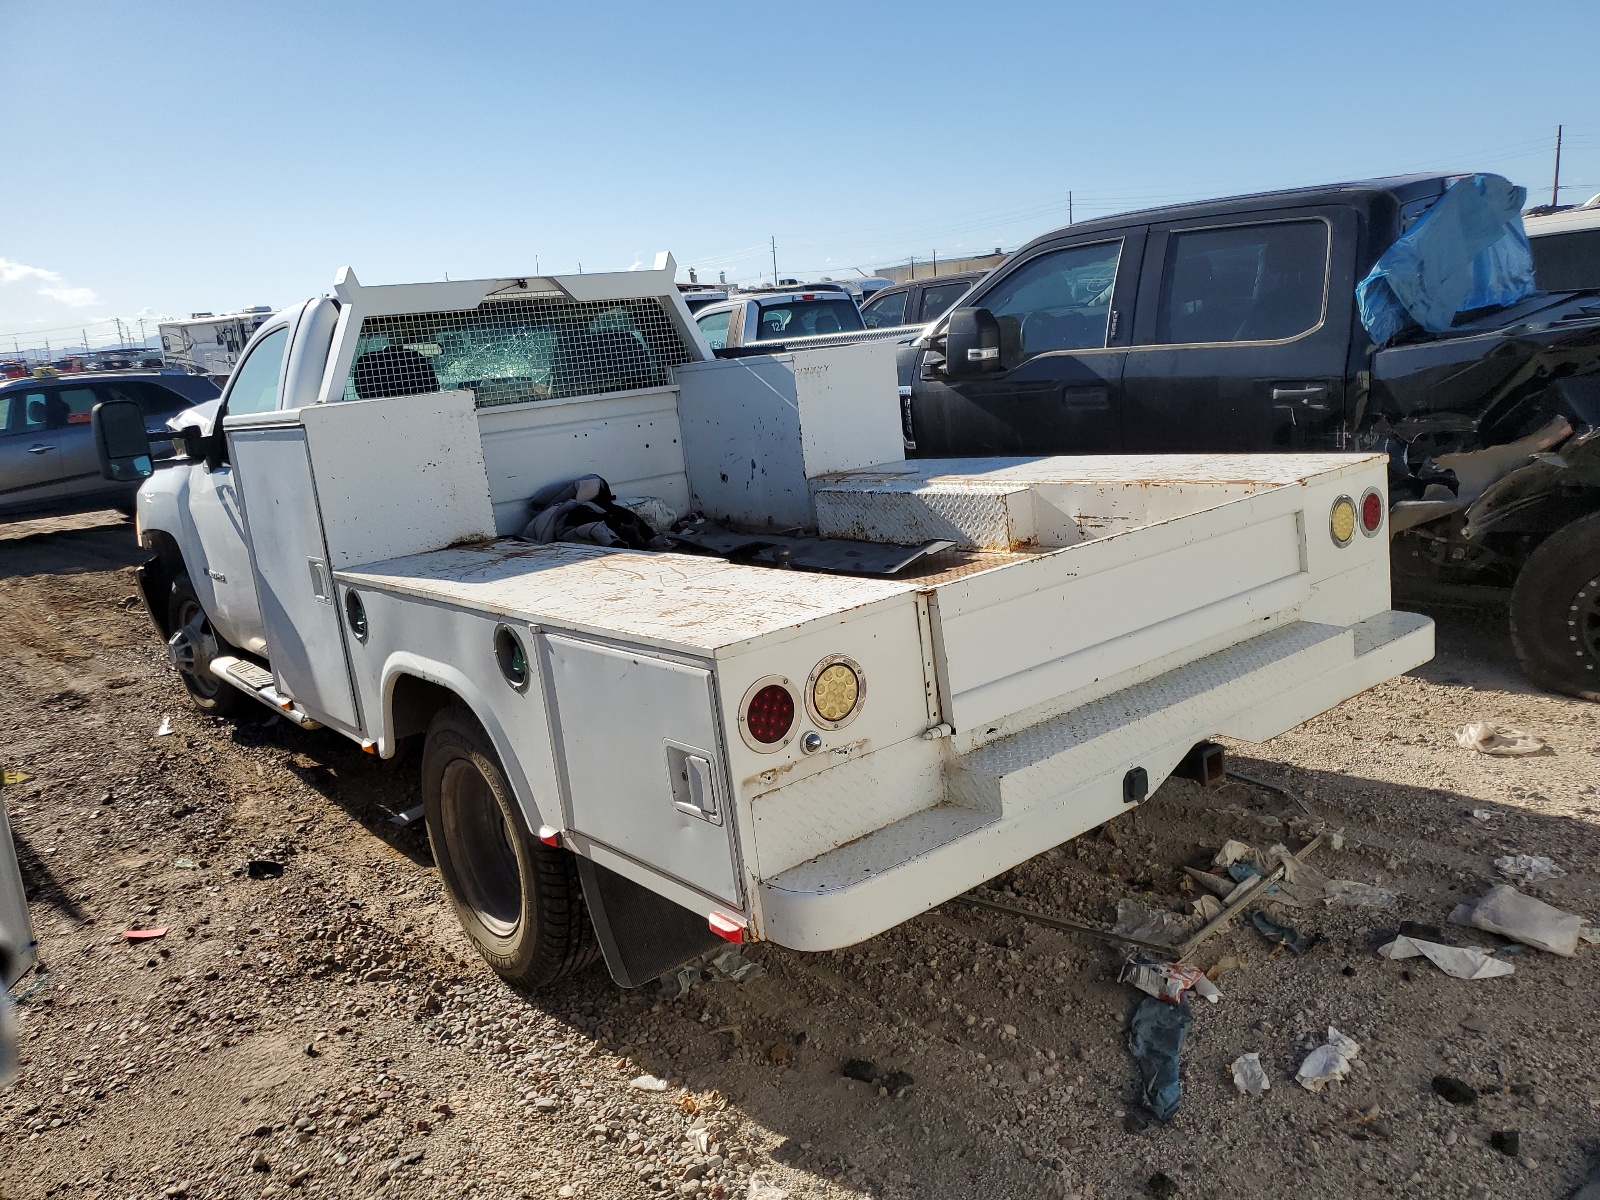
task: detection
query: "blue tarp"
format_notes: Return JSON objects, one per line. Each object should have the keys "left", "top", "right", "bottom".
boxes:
{"left": 1356, "top": 174, "right": 1537, "bottom": 346}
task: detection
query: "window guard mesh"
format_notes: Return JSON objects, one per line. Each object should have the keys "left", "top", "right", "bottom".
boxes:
{"left": 342, "top": 293, "right": 694, "bottom": 408}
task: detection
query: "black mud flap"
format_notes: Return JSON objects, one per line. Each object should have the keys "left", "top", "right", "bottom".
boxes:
{"left": 134, "top": 553, "right": 173, "bottom": 640}
{"left": 575, "top": 857, "right": 723, "bottom": 989}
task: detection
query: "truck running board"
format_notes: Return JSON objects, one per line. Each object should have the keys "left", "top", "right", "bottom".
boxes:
{"left": 209, "top": 655, "right": 323, "bottom": 729}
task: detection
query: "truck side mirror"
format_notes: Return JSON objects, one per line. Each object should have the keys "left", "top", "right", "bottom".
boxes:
{"left": 944, "top": 307, "right": 1003, "bottom": 377}
{"left": 91, "top": 399, "right": 154, "bottom": 482}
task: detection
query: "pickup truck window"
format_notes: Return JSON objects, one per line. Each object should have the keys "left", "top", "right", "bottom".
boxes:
{"left": 227, "top": 327, "right": 290, "bottom": 416}
{"left": 1153, "top": 219, "right": 1328, "bottom": 345}
{"left": 919, "top": 281, "right": 970, "bottom": 323}
{"left": 1531, "top": 228, "right": 1600, "bottom": 292}
{"left": 755, "top": 299, "right": 864, "bottom": 339}
{"left": 344, "top": 296, "right": 693, "bottom": 407}
{"left": 696, "top": 309, "right": 731, "bottom": 350}
{"left": 861, "top": 290, "right": 908, "bottom": 328}
{"left": 981, "top": 239, "right": 1120, "bottom": 361}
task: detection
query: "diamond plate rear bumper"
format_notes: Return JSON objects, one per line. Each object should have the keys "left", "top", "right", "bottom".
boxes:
{"left": 755, "top": 609, "right": 1433, "bottom": 950}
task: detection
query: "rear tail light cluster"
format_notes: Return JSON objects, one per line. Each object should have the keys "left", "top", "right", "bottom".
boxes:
{"left": 739, "top": 657, "right": 867, "bottom": 754}
{"left": 1360, "top": 487, "right": 1384, "bottom": 536}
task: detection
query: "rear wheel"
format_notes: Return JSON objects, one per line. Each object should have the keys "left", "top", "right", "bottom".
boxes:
{"left": 422, "top": 704, "right": 596, "bottom": 987}
{"left": 1510, "top": 512, "right": 1600, "bottom": 702}
{"left": 166, "top": 573, "right": 240, "bottom": 716}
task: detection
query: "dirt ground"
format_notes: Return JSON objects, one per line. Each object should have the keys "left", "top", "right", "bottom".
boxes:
{"left": 3, "top": 510, "right": 1599, "bottom": 1200}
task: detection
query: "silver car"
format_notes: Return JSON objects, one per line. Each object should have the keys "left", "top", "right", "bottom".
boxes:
{"left": 0, "top": 371, "right": 219, "bottom": 519}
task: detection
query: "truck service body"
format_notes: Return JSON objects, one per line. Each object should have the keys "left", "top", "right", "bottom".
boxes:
{"left": 102, "top": 255, "right": 1433, "bottom": 988}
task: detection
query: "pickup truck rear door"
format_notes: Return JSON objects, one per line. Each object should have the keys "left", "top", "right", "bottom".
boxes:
{"left": 1120, "top": 205, "right": 1357, "bottom": 452}
{"left": 907, "top": 230, "right": 1145, "bottom": 456}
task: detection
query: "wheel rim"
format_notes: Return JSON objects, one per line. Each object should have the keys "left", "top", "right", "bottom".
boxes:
{"left": 174, "top": 599, "right": 223, "bottom": 699}
{"left": 439, "top": 758, "right": 523, "bottom": 939}
{"left": 1572, "top": 574, "right": 1600, "bottom": 673}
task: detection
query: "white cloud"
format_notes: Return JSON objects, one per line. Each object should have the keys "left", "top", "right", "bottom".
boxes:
{"left": 0, "top": 256, "right": 101, "bottom": 308}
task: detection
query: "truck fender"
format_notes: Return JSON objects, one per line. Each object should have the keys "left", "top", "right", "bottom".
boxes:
{"left": 378, "top": 653, "right": 550, "bottom": 833}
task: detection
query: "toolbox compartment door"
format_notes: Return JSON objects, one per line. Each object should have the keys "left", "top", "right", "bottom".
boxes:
{"left": 540, "top": 633, "right": 740, "bottom": 906}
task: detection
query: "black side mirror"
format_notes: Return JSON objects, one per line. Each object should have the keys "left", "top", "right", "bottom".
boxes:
{"left": 91, "top": 399, "right": 154, "bottom": 482}
{"left": 944, "top": 307, "right": 1003, "bottom": 377}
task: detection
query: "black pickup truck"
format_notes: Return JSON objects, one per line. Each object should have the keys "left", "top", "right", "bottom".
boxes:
{"left": 900, "top": 174, "right": 1600, "bottom": 700}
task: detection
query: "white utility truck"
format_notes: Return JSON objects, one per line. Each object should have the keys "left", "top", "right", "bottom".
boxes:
{"left": 93, "top": 255, "right": 1434, "bottom": 989}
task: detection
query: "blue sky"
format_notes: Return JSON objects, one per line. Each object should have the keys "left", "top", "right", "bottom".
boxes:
{"left": 1, "top": 1, "right": 1596, "bottom": 350}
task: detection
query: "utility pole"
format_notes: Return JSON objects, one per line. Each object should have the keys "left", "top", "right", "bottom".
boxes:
{"left": 1551, "top": 124, "right": 1564, "bottom": 208}
{"left": 770, "top": 236, "right": 778, "bottom": 284}
{"left": 932, "top": 249, "right": 938, "bottom": 276}
{"left": 138, "top": 317, "right": 147, "bottom": 346}
{"left": 909, "top": 255, "right": 915, "bottom": 281}
{"left": 1069, "top": 190, "right": 1074, "bottom": 225}
{"left": 82, "top": 328, "right": 89, "bottom": 353}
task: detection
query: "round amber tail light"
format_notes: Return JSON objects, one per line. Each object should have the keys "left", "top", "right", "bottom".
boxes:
{"left": 1329, "top": 495, "right": 1357, "bottom": 547}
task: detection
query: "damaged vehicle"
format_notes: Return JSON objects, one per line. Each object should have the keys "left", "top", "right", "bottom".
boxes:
{"left": 900, "top": 173, "right": 1600, "bottom": 700}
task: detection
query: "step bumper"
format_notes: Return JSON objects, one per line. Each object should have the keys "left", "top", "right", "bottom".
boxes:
{"left": 755, "top": 609, "right": 1433, "bottom": 951}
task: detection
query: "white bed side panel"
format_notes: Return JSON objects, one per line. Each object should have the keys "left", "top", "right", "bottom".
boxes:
{"left": 298, "top": 388, "right": 496, "bottom": 570}
{"left": 475, "top": 386, "right": 690, "bottom": 535}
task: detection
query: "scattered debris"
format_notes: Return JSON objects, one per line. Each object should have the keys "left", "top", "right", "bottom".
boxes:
{"left": 1190, "top": 894, "right": 1223, "bottom": 920}
{"left": 1495, "top": 854, "right": 1566, "bottom": 885}
{"left": 155, "top": 716, "right": 174, "bottom": 737}
{"left": 121, "top": 927, "right": 168, "bottom": 941}
{"left": 1581, "top": 923, "right": 1600, "bottom": 946}
{"left": 841, "top": 1059, "right": 876, "bottom": 1083}
{"left": 628, "top": 1075, "right": 669, "bottom": 1092}
{"left": 1431, "top": 1076, "right": 1477, "bottom": 1106}
{"left": 1182, "top": 867, "right": 1236, "bottom": 899}
{"left": 1453, "top": 721, "right": 1543, "bottom": 756}
{"left": 1295, "top": 1027, "right": 1360, "bottom": 1092}
{"left": 1128, "top": 997, "right": 1193, "bottom": 1122}
{"left": 1119, "top": 952, "right": 1222, "bottom": 1005}
{"left": 174, "top": 856, "right": 198, "bottom": 870}
{"left": 1379, "top": 935, "right": 1515, "bottom": 980}
{"left": 0, "top": 769, "right": 31, "bottom": 786}
{"left": 1113, "top": 899, "right": 1202, "bottom": 947}
{"left": 1205, "top": 954, "right": 1244, "bottom": 982}
{"left": 247, "top": 859, "right": 285, "bottom": 880}
{"left": 1250, "top": 909, "right": 1312, "bottom": 955}
{"left": 1488, "top": 1130, "right": 1520, "bottom": 1157}
{"left": 1323, "top": 880, "right": 1399, "bottom": 909}
{"left": 387, "top": 805, "right": 425, "bottom": 829}
{"left": 1230, "top": 1052, "right": 1270, "bottom": 1096}
{"left": 1450, "top": 884, "right": 1583, "bottom": 956}
{"left": 659, "top": 946, "right": 767, "bottom": 1001}
{"left": 1471, "top": 808, "right": 1498, "bottom": 823}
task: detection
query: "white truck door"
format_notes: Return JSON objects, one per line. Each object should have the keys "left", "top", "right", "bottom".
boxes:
{"left": 179, "top": 324, "right": 292, "bottom": 653}
{"left": 228, "top": 417, "right": 362, "bottom": 733}
{"left": 540, "top": 634, "right": 739, "bottom": 907}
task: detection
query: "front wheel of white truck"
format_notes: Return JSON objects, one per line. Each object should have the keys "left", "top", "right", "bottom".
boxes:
{"left": 422, "top": 704, "right": 597, "bottom": 988}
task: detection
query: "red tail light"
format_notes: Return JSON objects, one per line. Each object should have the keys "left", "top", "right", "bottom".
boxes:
{"left": 746, "top": 684, "right": 796, "bottom": 744}
{"left": 1361, "top": 489, "right": 1384, "bottom": 535}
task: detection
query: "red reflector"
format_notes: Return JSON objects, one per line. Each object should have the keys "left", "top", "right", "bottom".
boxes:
{"left": 745, "top": 684, "right": 795, "bottom": 744}
{"left": 1361, "top": 491, "right": 1383, "bottom": 532}
{"left": 801, "top": 293, "right": 815, "bottom": 300}
{"left": 537, "top": 825, "right": 561, "bottom": 847}
{"left": 709, "top": 912, "right": 745, "bottom": 943}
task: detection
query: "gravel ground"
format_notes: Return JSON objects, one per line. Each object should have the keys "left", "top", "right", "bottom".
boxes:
{"left": 2, "top": 510, "right": 1598, "bottom": 1200}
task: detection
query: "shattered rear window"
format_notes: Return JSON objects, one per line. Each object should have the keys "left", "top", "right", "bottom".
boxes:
{"left": 342, "top": 294, "right": 694, "bottom": 407}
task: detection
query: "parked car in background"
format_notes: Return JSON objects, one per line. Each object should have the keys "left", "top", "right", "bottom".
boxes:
{"left": 861, "top": 270, "right": 988, "bottom": 330}
{"left": 677, "top": 284, "right": 729, "bottom": 313}
{"left": 900, "top": 173, "right": 1600, "bottom": 701}
{"left": 693, "top": 287, "right": 866, "bottom": 350}
{"left": 0, "top": 371, "right": 220, "bottom": 519}
{"left": 1525, "top": 194, "right": 1600, "bottom": 292}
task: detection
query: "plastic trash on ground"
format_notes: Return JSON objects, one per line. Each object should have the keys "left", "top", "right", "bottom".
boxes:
{"left": 1450, "top": 884, "right": 1582, "bottom": 956}
{"left": 1250, "top": 909, "right": 1312, "bottom": 955}
{"left": 1494, "top": 854, "right": 1566, "bottom": 885}
{"left": 658, "top": 946, "right": 766, "bottom": 1000}
{"left": 1296, "top": 1026, "right": 1360, "bottom": 1092}
{"left": 1119, "top": 951, "right": 1222, "bottom": 1005}
{"left": 1230, "top": 1051, "right": 1270, "bottom": 1096}
{"left": 1356, "top": 173, "right": 1536, "bottom": 346}
{"left": 1323, "top": 880, "right": 1399, "bottom": 909}
{"left": 1453, "top": 721, "right": 1544, "bottom": 756}
{"left": 1129, "top": 996, "right": 1193, "bottom": 1122}
{"left": 1379, "top": 935, "right": 1515, "bottom": 980}
{"left": 629, "top": 1074, "right": 670, "bottom": 1092}
{"left": 1112, "top": 899, "right": 1203, "bottom": 948}
{"left": 155, "top": 716, "right": 174, "bottom": 737}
